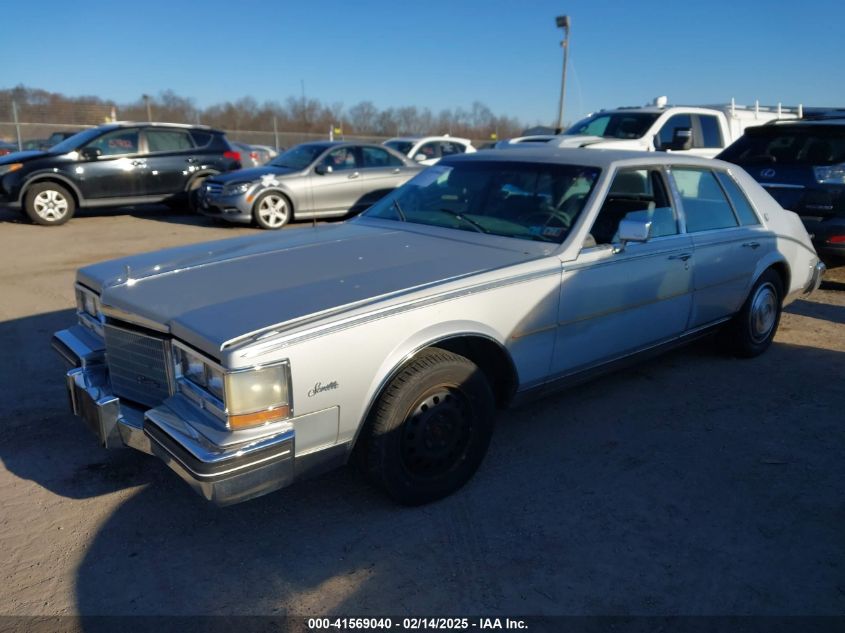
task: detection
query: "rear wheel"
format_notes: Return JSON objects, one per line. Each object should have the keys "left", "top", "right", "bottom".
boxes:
{"left": 253, "top": 191, "right": 291, "bottom": 230}
{"left": 187, "top": 176, "right": 210, "bottom": 213}
{"left": 364, "top": 348, "right": 494, "bottom": 505}
{"left": 24, "top": 182, "right": 75, "bottom": 226}
{"left": 725, "top": 269, "right": 783, "bottom": 357}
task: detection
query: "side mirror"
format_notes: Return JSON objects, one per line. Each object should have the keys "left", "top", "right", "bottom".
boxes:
{"left": 80, "top": 147, "right": 102, "bottom": 161}
{"left": 669, "top": 127, "right": 693, "bottom": 151}
{"left": 614, "top": 218, "right": 652, "bottom": 253}
{"left": 413, "top": 154, "right": 427, "bottom": 162}
{"left": 314, "top": 164, "right": 333, "bottom": 175}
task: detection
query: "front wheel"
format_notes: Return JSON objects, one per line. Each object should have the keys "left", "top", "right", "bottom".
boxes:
{"left": 725, "top": 269, "right": 783, "bottom": 358}
{"left": 364, "top": 348, "right": 495, "bottom": 505}
{"left": 253, "top": 191, "right": 291, "bottom": 230}
{"left": 24, "top": 182, "right": 76, "bottom": 226}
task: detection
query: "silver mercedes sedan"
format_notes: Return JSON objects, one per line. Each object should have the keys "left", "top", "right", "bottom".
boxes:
{"left": 198, "top": 141, "right": 422, "bottom": 229}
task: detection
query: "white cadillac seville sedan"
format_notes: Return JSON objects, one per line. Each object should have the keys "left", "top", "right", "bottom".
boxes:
{"left": 53, "top": 148, "right": 825, "bottom": 506}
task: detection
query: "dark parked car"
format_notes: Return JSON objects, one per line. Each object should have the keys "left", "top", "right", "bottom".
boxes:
{"left": 22, "top": 131, "right": 80, "bottom": 151}
{"left": 0, "top": 122, "right": 241, "bottom": 225}
{"left": 717, "top": 118, "right": 845, "bottom": 257}
{"left": 0, "top": 140, "right": 18, "bottom": 157}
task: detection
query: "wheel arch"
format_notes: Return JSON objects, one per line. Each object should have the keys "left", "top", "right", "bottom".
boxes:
{"left": 184, "top": 170, "right": 220, "bottom": 192}
{"left": 254, "top": 186, "right": 297, "bottom": 217}
{"left": 750, "top": 253, "right": 791, "bottom": 299}
{"left": 19, "top": 174, "right": 83, "bottom": 207}
{"left": 349, "top": 326, "right": 519, "bottom": 457}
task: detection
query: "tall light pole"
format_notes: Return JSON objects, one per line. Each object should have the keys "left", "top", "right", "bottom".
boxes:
{"left": 142, "top": 94, "right": 152, "bottom": 121}
{"left": 554, "top": 15, "right": 571, "bottom": 132}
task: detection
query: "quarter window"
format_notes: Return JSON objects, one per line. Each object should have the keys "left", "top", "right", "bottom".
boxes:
{"left": 587, "top": 168, "right": 677, "bottom": 247}
{"left": 672, "top": 169, "right": 739, "bottom": 232}
{"left": 715, "top": 172, "right": 760, "bottom": 225}
{"left": 86, "top": 129, "right": 139, "bottom": 156}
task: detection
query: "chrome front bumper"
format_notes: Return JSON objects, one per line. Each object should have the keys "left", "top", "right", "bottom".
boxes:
{"left": 52, "top": 326, "right": 298, "bottom": 505}
{"left": 806, "top": 259, "right": 826, "bottom": 294}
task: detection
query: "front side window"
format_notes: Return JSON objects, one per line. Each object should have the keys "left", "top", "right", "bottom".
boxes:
{"left": 146, "top": 129, "right": 194, "bottom": 153}
{"left": 384, "top": 140, "right": 414, "bottom": 156}
{"left": 362, "top": 146, "right": 403, "bottom": 168}
{"left": 672, "top": 168, "right": 738, "bottom": 232}
{"left": 587, "top": 168, "right": 677, "bottom": 247}
{"left": 657, "top": 114, "right": 693, "bottom": 149}
{"left": 86, "top": 129, "right": 140, "bottom": 156}
{"left": 565, "top": 112, "right": 659, "bottom": 139}
{"left": 363, "top": 161, "right": 601, "bottom": 243}
{"left": 321, "top": 147, "right": 358, "bottom": 171}
{"left": 413, "top": 142, "right": 440, "bottom": 161}
{"left": 440, "top": 141, "right": 465, "bottom": 156}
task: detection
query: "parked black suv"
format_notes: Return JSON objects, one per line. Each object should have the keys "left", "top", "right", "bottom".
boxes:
{"left": 0, "top": 122, "right": 241, "bottom": 225}
{"left": 717, "top": 118, "right": 845, "bottom": 257}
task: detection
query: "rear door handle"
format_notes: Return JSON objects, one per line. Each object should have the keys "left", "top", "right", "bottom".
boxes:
{"left": 348, "top": 172, "right": 360, "bottom": 179}
{"left": 668, "top": 253, "right": 692, "bottom": 261}
{"left": 742, "top": 241, "right": 761, "bottom": 249}
{"left": 392, "top": 168, "right": 401, "bottom": 174}
{"left": 131, "top": 160, "right": 146, "bottom": 167}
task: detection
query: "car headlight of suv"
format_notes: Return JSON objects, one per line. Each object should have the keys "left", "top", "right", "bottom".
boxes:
{"left": 173, "top": 344, "right": 291, "bottom": 430}
{"left": 814, "top": 163, "right": 845, "bottom": 185}
{"left": 222, "top": 181, "right": 252, "bottom": 196}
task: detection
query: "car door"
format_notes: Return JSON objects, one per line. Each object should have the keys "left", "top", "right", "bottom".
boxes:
{"left": 357, "top": 146, "right": 412, "bottom": 208}
{"left": 141, "top": 128, "right": 197, "bottom": 195}
{"left": 308, "top": 146, "right": 363, "bottom": 215}
{"left": 77, "top": 128, "right": 146, "bottom": 199}
{"left": 551, "top": 167, "right": 695, "bottom": 376}
{"left": 669, "top": 167, "right": 771, "bottom": 327}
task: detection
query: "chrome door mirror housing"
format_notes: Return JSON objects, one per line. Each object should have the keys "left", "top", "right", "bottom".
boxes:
{"left": 614, "top": 218, "right": 652, "bottom": 253}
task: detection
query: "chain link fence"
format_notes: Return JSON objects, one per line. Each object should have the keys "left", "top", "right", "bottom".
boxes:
{"left": 0, "top": 98, "right": 490, "bottom": 152}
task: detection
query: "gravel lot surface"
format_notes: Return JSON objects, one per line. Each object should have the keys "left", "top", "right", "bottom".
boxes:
{"left": 1, "top": 205, "right": 843, "bottom": 618}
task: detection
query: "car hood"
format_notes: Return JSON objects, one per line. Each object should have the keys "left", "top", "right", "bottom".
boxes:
{"left": 557, "top": 134, "right": 639, "bottom": 149}
{"left": 210, "top": 165, "right": 300, "bottom": 182}
{"left": 0, "top": 150, "right": 47, "bottom": 163}
{"left": 79, "top": 222, "right": 541, "bottom": 357}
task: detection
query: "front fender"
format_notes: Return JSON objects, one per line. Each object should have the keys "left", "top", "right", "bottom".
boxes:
{"left": 19, "top": 171, "right": 84, "bottom": 204}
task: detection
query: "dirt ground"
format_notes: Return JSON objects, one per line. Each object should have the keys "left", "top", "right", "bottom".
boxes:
{"left": 1, "top": 205, "right": 843, "bottom": 618}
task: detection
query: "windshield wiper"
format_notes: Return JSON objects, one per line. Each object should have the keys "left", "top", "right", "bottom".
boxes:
{"left": 437, "top": 208, "right": 487, "bottom": 234}
{"left": 392, "top": 198, "right": 407, "bottom": 221}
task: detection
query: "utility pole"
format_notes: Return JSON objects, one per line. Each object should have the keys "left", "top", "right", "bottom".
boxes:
{"left": 555, "top": 15, "right": 571, "bottom": 132}
{"left": 12, "top": 100, "right": 22, "bottom": 151}
{"left": 142, "top": 94, "right": 152, "bottom": 121}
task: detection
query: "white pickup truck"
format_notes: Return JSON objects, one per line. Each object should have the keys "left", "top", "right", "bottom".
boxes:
{"left": 552, "top": 97, "right": 801, "bottom": 158}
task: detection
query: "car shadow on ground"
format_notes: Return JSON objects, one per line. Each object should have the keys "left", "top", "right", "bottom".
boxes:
{"left": 62, "top": 338, "right": 845, "bottom": 619}
{"left": 785, "top": 298, "right": 845, "bottom": 325}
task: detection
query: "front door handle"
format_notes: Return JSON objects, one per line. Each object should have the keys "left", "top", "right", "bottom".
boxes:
{"left": 186, "top": 157, "right": 198, "bottom": 164}
{"left": 348, "top": 171, "right": 360, "bottom": 179}
{"left": 392, "top": 168, "right": 401, "bottom": 174}
{"left": 131, "top": 160, "right": 146, "bottom": 167}
{"left": 742, "top": 241, "right": 761, "bottom": 249}
{"left": 668, "top": 253, "right": 692, "bottom": 261}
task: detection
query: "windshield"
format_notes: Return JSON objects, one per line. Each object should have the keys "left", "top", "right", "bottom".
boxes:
{"left": 719, "top": 126, "right": 845, "bottom": 166}
{"left": 50, "top": 128, "right": 109, "bottom": 154}
{"left": 270, "top": 143, "right": 328, "bottom": 169}
{"left": 385, "top": 140, "right": 414, "bottom": 155}
{"left": 362, "top": 161, "right": 601, "bottom": 243}
{"left": 564, "top": 112, "right": 659, "bottom": 139}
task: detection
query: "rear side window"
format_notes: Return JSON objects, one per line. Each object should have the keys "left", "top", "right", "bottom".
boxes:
{"left": 362, "top": 146, "right": 404, "bottom": 167}
{"left": 698, "top": 115, "right": 723, "bottom": 148}
{"left": 672, "top": 169, "right": 738, "bottom": 232}
{"left": 146, "top": 129, "right": 194, "bottom": 152}
{"left": 715, "top": 172, "right": 760, "bottom": 225}
{"left": 440, "top": 141, "right": 465, "bottom": 156}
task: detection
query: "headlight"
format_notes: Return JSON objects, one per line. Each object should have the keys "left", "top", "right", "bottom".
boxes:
{"left": 173, "top": 345, "right": 291, "bottom": 430}
{"left": 814, "top": 163, "right": 845, "bottom": 185}
{"left": 222, "top": 181, "right": 252, "bottom": 196}
{"left": 75, "top": 286, "right": 103, "bottom": 334}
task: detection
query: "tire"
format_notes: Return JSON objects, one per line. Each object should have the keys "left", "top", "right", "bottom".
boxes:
{"left": 187, "top": 176, "right": 208, "bottom": 213}
{"left": 253, "top": 191, "right": 291, "bottom": 230}
{"left": 24, "top": 182, "right": 75, "bottom": 226}
{"left": 725, "top": 269, "right": 783, "bottom": 358}
{"left": 364, "top": 348, "right": 495, "bottom": 505}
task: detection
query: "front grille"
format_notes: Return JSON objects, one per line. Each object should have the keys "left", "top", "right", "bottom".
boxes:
{"left": 104, "top": 324, "right": 172, "bottom": 408}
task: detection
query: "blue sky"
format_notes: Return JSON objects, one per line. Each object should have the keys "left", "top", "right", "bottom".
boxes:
{"left": 2, "top": 0, "right": 844, "bottom": 126}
